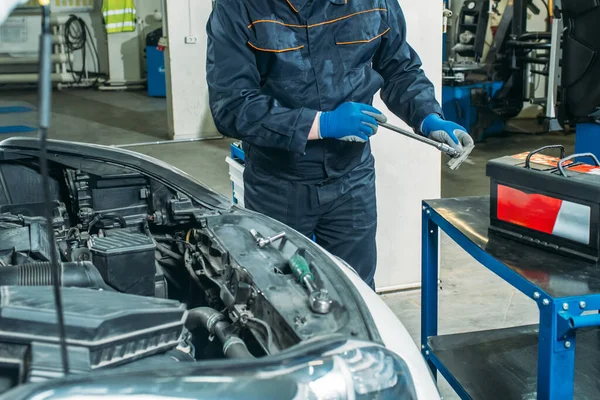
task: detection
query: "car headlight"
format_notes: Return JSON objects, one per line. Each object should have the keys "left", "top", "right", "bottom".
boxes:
{"left": 261, "top": 341, "right": 417, "bottom": 400}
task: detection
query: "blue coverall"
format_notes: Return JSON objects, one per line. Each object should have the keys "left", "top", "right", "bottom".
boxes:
{"left": 207, "top": 0, "right": 443, "bottom": 288}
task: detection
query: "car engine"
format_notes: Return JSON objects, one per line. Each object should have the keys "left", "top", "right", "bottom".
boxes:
{"left": 0, "top": 152, "right": 376, "bottom": 394}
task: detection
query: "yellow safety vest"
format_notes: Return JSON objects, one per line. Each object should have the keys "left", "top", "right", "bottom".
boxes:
{"left": 102, "top": 0, "right": 136, "bottom": 34}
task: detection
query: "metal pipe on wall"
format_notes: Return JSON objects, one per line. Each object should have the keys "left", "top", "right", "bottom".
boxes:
{"left": 51, "top": 34, "right": 65, "bottom": 44}
{"left": 0, "top": 12, "right": 92, "bottom": 85}
{"left": 0, "top": 54, "right": 72, "bottom": 65}
{"left": 50, "top": 14, "right": 76, "bottom": 25}
{"left": 0, "top": 73, "right": 75, "bottom": 83}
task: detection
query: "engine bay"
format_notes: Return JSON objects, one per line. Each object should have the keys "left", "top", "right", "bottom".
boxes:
{"left": 0, "top": 151, "right": 376, "bottom": 393}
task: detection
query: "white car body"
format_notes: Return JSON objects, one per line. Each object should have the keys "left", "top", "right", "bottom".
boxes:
{"left": 326, "top": 251, "right": 441, "bottom": 400}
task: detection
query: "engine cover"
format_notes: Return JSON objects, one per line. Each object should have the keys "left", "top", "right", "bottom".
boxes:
{"left": 0, "top": 286, "right": 187, "bottom": 383}
{"left": 89, "top": 230, "right": 157, "bottom": 296}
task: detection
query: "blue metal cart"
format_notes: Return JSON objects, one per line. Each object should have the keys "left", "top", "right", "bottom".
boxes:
{"left": 421, "top": 196, "right": 600, "bottom": 399}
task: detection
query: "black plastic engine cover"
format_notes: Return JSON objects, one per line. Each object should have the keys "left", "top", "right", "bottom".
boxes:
{"left": 558, "top": 0, "right": 600, "bottom": 122}
{"left": 0, "top": 286, "right": 186, "bottom": 381}
{"left": 89, "top": 231, "right": 156, "bottom": 296}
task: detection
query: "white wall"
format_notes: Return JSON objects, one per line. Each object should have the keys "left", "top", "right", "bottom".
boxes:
{"left": 164, "top": 0, "right": 220, "bottom": 140}
{"left": 372, "top": 0, "right": 443, "bottom": 291}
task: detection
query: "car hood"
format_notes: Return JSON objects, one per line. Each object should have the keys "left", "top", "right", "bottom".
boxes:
{"left": 0, "top": 137, "right": 231, "bottom": 210}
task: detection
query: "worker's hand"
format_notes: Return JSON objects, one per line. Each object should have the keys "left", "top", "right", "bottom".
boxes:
{"left": 421, "top": 114, "right": 474, "bottom": 153}
{"left": 319, "top": 102, "right": 387, "bottom": 143}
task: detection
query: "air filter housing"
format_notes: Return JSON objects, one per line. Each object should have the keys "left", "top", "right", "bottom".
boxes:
{"left": 89, "top": 230, "right": 156, "bottom": 296}
{"left": 0, "top": 286, "right": 187, "bottom": 383}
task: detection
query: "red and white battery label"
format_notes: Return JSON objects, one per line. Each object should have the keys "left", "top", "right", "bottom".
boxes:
{"left": 497, "top": 185, "right": 591, "bottom": 245}
{"left": 567, "top": 164, "right": 600, "bottom": 174}
{"left": 511, "top": 152, "right": 572, "bottom": 168}
{"left": 512, "top": 152, "right": 600, "bottom": 174}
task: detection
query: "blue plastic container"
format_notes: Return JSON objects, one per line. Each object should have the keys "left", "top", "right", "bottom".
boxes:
{"left": 146, "top": 46, "right": 166, "bottom": 98}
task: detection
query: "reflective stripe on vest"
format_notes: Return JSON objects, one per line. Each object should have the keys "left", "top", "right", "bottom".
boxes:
{"left": 102, "top": 1, "right": 136, "bottom": 33}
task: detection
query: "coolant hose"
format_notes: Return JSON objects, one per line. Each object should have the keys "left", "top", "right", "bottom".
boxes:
{"left": 186, "top": 307, "right": 254, "bottom": 359}
{"left": 156, "top": 243, "right": 183, "bottom": 261}
{"left": 0, "top": 261, "right": 112, "bottom": 290}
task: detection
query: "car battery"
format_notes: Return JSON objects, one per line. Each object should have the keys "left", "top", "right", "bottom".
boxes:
{"left": 486, "top": 145, "right": 600, "bottom": 262}
{"left": 89, "top": 230, "right": 156, "bottom": 296}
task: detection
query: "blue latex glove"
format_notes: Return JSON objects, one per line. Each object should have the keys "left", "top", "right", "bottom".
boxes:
{"left": 319, "top": 102, "right": 387, "bottom": 143}
{"left": 421, "top": 114, "right": 474, "bottom": 153}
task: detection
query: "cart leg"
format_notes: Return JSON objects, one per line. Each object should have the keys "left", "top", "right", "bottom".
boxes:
{"left": 421, "top": 207, "right": 439, "bottom": 377}
{"left": 537, "top": 301, "right": 575, "bottom": 399}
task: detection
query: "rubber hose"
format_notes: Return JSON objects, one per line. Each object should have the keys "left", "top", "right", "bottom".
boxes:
{"left": 157, "top": 243, "right": 183, "bottom": 261}
{"left": 186, "top": 307, "right": 254, "bottom": 359}
{"left": 157, "top": 256, "right": 180, "bottom": 269}
{"left": 88, "top": 213, "right": 127, "bottom": 232}
{"left": 0, "top": 261, "right": 112, "bottom": 290}
{"left": 214, "top": 321, "right": 254, "bottom": 358}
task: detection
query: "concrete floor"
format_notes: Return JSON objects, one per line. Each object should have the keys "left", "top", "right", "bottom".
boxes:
{"left": 0, "top": 89, "right": 577, "bottom": 398}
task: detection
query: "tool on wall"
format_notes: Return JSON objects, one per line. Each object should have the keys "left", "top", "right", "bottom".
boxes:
{"left": 380, "top": 121, "right": 474, "bottom": 170}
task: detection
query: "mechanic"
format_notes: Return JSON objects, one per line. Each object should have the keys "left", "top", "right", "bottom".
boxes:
{"left": 206, "top": 0, "right": 473, "bottom": 289}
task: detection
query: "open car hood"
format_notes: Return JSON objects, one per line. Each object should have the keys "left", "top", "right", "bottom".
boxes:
{"left": 0, "top": 136, "right": 401, "bottom": 398}
{"left": 0, "top": 137, "right": 231, "bottom": 210}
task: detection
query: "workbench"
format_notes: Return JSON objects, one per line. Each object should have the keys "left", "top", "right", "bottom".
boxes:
{"left": 421, "top": 196, "right": 600, "bottom": 399}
